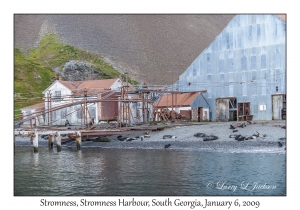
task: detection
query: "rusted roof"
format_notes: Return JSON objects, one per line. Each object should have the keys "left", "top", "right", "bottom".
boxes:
{"left": 20, "top": 102, "right": 45, "bottom": 111}
{"left": 59, "top": 78, "right": 121, "bottom": 95}
{"left": 154, "top": 92, "right": 200, "bottom": 108}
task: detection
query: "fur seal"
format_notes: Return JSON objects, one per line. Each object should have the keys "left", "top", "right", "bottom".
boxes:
{"left": 164, "top": 144, "right": 171, "bottom": 149}
{"left": 194, "top": 133, "right": 207, "bottom": 137}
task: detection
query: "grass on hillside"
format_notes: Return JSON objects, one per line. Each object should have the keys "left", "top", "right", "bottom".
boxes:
{"left": 14, "top": 34, "right": 138, "bottom": 120}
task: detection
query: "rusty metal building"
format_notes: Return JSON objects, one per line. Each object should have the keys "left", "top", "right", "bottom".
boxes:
{"left": 176, "top": 14, "right": 286, "bottom": 121}
{"left": 154, "top": 91, "right": 210, "bottom": 121}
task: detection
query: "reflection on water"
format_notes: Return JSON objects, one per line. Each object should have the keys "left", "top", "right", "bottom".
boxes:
{"left": 14, "top": 147, "right": 286, "bottom": 196}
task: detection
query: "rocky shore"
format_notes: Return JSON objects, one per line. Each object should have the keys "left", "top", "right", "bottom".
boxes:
{"left": 15, "top": 120, "right": 287, "bottom": 153}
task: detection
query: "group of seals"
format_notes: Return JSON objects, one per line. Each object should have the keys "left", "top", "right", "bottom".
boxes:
{"left": 117, "top": 135, "right": 140, "bottom": 141}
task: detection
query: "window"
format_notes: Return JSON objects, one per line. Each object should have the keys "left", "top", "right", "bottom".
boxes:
{"left": 219, "top": 60, "right": 224, "bottom": 73}
{"left": 261, "top": 55, "right": 266, "bottom": 69}
{"left": 89, "top": 106, "right": 96, "bottom": 119}
{"left": 257, "top": 24, "right": 261, "bottom": 36}
{"left": 252, "top": 71, "right": 256, "bottom": 80}
{"left": 77, "top": 106, "right": 83, "bottom": 119}
{"left": 207, "top": 53, "right": 211, "bottom": 74}
{"left": 207, "top": 75, "right": 211, "bottom": 82}
{"left": 193, "top": 66, "right": 197, "bottom": 76}
{"left": 53, "top": 91, "right": 62, "bottom": 101}
{"left": 251, "top": 56, "right": 256, "bottom": 70}
{"left": 241, "top": 57, "right": 247, "bottom": 70}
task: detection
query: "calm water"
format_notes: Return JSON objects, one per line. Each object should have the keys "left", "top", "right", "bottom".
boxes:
{"left": 14, "top": 146, "right": 286, "bottom": 196}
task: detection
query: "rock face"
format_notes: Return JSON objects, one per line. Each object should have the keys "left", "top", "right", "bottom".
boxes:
{"left": 14, "top": 14, "right": 235, "bottom": 85}
{"left": 55, "top": 60, "right": 101, "bottom": 81}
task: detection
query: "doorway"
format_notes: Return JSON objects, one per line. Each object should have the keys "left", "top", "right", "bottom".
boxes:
{"left": 272, "top": 94, "right": 286, "bottom": 120}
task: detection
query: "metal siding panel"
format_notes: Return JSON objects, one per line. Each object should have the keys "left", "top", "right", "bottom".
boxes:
{"left": 177, "top": 15, "right": 285, "bottom": 120}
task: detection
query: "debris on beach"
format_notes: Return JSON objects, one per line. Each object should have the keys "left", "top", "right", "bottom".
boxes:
{"left": 278, "top": 137, "right": 286, "bottom": 141}
{"left": 278, "top": 142, "right": 283, "bottom": 147}
{"left": 164, "top": 144, "right": 171, "bottom": 149}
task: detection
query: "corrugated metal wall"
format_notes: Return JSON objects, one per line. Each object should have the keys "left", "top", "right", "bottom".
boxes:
{"left": 177, "top": 14, "right": 286, "bottom": 120}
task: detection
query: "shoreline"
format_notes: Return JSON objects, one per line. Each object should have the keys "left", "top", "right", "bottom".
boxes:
{"left": 15, "top": 120, "right": 287, "bottom": 153}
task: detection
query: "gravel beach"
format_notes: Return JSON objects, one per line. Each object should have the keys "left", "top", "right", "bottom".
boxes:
{"left": 15, "top": 120, "right": 287, "bottom": 153}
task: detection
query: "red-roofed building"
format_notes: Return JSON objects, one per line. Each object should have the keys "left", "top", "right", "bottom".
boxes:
{"left": 154, "top": 91, "right": 209, "bottom": 121}
{"left": 41, "top": 78, "right": 125, "bottom": 125}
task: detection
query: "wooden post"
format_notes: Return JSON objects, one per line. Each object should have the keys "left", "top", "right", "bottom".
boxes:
{"left": 48, "top": 134, "right": 54, "bottom": 149}
{"left": 55, "top": 132, "right": 61, "bottom": 152}
{"left": 33, "top": 131, "right": 38, "bottom": 153}
{"left": 75, "top": 131, "right": 81, "bottom": 151}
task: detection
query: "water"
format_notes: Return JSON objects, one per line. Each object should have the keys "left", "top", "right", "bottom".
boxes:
{"left": 14, "top": 146, "right": 286, "bottom": 196}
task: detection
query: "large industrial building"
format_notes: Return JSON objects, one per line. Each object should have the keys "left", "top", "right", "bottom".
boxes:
{"left": 176, "top": 14, "right": 286, "bottom": 121}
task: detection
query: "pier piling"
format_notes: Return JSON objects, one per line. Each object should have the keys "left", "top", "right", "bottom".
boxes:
{"left": 55, "top": 132, "right": 61, "bottom": 152}
{"left": 33, "top": 131, "right": 38, "bottom": 153}
{"left": 48, "top": 134, "right": 54, "bottom": 149}
{"left": 75, "top": 131, "right": 81, "bottom": 150}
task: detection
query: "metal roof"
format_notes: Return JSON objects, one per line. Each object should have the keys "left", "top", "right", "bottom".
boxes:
{"left": 154, "top": 92, "right": 201, "bottom": 108}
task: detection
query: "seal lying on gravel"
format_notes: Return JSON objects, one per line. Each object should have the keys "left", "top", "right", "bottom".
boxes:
{"left": 163, "top": 135, "right": 177, "bottom": 139}
{"left": 194, "top": 133, "right": 207, "bottom": 137}
{"left": 203, "top": 135, "right": 218, "bottom": 141}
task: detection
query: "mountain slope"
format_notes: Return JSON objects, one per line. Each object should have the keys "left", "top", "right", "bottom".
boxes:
{"left": 14, "top": 14, "right": 235, "bottom": 85}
